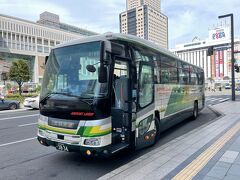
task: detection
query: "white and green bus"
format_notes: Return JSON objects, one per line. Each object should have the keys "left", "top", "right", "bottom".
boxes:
{"left": 38, "top": 33, "right": 205, "bottom": 156}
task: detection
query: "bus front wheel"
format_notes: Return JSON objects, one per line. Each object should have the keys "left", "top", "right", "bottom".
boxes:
{"left": 153, "top": 117, "right": 160, "bottom": 144}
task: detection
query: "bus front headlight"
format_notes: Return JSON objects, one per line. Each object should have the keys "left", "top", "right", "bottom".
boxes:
{"left": 84, "top": 138, "right": 101, "bottom": 146}
{"left": 39, "top": 114, "right": 48, "bottom": 124}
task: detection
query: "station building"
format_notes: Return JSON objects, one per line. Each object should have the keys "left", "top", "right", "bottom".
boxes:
{"left": 0, "top": 12, "right": 97, "bottom": 84}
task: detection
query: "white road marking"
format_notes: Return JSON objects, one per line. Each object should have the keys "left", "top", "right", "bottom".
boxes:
{"left": 206, "top": 97, "right": 230, "bottom": 105}
{"left": 207, "top": 98, "right": 223, "bottom": 102}
{"left": 0, "top": 137, "right": 37, "bottom": 147}
{"left": 206, "top": 98, "right": 216, "bottom": 101}
{"left": 0, "top": 108, "right": 32, "bottom": 114}
{"left": 18, "top": 122, "right": 38, "bottom": 127}
{"left": 219, "top": 98, "right": 230, "bottom": 102}
{"left": 0, "top": 114, "right": 39, "bottom": 121}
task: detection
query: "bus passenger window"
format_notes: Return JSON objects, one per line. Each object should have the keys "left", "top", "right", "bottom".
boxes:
{"left": 178, "top": 63, "right": 189, "bottom": 85}
{"left": 189, "top": 66, "right": 198, "bottom": 85}
{"left": 139, "top": 65, "right": 153, "bottom": 108}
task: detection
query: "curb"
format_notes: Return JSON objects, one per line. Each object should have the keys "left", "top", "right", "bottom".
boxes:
{"left": 208, "top": 104, "right": 225, "bottom": 117}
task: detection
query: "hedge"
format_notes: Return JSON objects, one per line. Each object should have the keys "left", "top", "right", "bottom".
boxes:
{"left": 5, "top": 93, "right": 39, "bottom": 103}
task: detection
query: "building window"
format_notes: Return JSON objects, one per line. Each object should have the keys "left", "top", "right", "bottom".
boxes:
{"left": 37, "top": 38, "right": 42, "bottom": 45}
{"left": 44, "top": 39, "right": 48, "bottom": 46}
{"left": 37, "top": 45, "right": 43, "bottom": 52}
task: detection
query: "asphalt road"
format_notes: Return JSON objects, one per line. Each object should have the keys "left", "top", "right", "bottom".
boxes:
{"left": 0, "top": 97, "right": 222, "bottom": 180}
{"left": 205, "top": 95, "right": 231, "bottom": 106}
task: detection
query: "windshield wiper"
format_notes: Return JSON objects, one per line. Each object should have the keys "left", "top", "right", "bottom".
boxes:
{"left": 40, "top": 92, "right": 93, "bottom": 107}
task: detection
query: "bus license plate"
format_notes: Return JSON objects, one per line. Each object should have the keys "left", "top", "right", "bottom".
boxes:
{"left": 56, "top": 143, "right": 69, "bottom": 152}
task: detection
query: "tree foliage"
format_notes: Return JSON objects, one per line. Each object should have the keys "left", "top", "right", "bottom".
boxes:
{"left": 9, "top": 60, "right": 31, "bottom": 95}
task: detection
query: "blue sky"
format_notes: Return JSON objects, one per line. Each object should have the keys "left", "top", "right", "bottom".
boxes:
{"left": 0, "top": 0, "right": 239, "bottom": 48}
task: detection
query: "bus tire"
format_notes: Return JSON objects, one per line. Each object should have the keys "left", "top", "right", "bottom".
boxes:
{"left": 128, "top": 131, "right": 136, "bottom": 153}
{"left": 192, "top": 101, "right": 198, "bottom": 120}
{"left": 153, "top": 117, "right": 160, "bottom": 144}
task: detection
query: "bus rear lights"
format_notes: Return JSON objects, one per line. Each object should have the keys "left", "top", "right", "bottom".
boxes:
{"left": 144, "top": 135, "right": 150, "bottom": 140}
{"left": 84, "top": 138, "right": 100, "bottom": 146}
{"left": 144, "top": 133, "right": 155, "bottom": 140}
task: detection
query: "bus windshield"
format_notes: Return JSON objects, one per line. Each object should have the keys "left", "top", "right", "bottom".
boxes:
{"left": 41, "top": 41, "right": 108, "bottom": 100}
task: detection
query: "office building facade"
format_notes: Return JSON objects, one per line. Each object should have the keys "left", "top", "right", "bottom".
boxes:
{"left": 120, "top": 0, "right": 168, "bottom": 49}
{"left": 0, "top": 12, "right": 97, "bottom": 84}
{"left": 171, "top": 25, "right": 240, "bottom": 81}
{"left": 127, "top": 0, "right": 161, "bottom": 11}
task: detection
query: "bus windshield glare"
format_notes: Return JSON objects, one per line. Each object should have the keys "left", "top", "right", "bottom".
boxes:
{"left": 41, "top": 41, "right": 108, "bottom": 100}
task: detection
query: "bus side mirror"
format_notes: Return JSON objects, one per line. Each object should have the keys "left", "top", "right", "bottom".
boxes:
{"left": 45, "top": 56, "right": 49, "bottom": 65}
{"left": 98, "top": 64, "right": 107, "bottom": 83}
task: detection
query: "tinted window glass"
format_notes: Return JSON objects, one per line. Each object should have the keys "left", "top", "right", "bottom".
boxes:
{"left": 179, "top": 62, "right": 190, "bottom": 85}
{"left": 198, "top": 70, "right": 204, "bottom": 85}
{"left": 160, "top": 55, "right": 178, "bottom": 84}
{"left": 139, "top": 65, "right": 153, "bottom": 108}
{"left": 190, "top": 66, "right": 198, "bottom": 85}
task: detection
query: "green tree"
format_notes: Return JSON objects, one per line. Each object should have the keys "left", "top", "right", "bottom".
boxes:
{"left": 9, "top": 60, "right": 31, "bottom": 95}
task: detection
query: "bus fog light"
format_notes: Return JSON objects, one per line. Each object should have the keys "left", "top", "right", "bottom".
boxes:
{"left": 84, "top": 138, "right": 100, "bottom": 146}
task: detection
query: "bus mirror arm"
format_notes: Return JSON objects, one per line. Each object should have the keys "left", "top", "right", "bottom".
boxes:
{"left": 98, "top": 64, "right": 108, "bottom": 83}
{"left": 45, "top": 56, "right": 49, "bottom": 65}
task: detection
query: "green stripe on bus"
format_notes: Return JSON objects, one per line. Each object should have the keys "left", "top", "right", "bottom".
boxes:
{"left": 82, "top": 129, "right": 111, "bottom": 137}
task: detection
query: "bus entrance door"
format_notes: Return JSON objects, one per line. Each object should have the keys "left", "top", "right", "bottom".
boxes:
{"left": 111, "top": 59, "right": 131, "bottom": 149}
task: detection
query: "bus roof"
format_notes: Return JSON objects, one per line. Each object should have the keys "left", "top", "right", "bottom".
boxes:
{"left": 55, "top": 33, "right": 203, "bottom": 71}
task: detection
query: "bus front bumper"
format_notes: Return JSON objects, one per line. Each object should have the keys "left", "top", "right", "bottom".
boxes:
{"left": 37, "top": 136, "right": 113, "bottom": 157}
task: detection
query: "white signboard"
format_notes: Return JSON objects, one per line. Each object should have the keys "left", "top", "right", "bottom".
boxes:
{"left": 208, "top": 27, "right": 230, "bottom": 42}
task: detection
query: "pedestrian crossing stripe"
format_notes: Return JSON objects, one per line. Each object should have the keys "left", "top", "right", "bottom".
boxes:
{"left": 206, "top": 98, "right": 229, "bottom": 102}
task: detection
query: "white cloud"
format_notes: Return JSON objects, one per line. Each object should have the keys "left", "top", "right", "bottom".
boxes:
{"left": 169, "top": 10, "right": 195, "bottom": 39}
{"left": 0, "top": 0, "right": 70, "bottom": 21}
{"left": 0, "top": 0, "right": 239, "bottom": 48}
{"left": 162, "top": 0, "right": 240, "bottom": 47}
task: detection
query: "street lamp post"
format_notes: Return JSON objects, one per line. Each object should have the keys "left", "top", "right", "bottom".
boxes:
{"left": 218, "top": 13, "right": 235, "bottom": 101}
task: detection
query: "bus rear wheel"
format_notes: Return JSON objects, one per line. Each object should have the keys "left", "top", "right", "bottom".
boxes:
{"left": 153, "top": 117, "right": 160, "bottom": 144}
{"left": 192, "top": 101, "right": 198, "bottom": 120}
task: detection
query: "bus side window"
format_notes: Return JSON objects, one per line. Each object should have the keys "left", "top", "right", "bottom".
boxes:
{"left": 160, "top": 55, "right": 177, "bottom": 84}
{"left": 198, "top": 70, "right": 204, "bottom": 85}
{"left": 178, "top": 62, "right": 189, "bottom": 85}
{"left": 190, "top": 66, "right": 198, "bottom": 85}
{"left": 139, "top": 64, "right": 153, "bottom": 108}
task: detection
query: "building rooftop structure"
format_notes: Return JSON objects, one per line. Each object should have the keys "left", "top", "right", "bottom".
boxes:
{"left": 37, "top": 11, "right": 98, "bottom": 36}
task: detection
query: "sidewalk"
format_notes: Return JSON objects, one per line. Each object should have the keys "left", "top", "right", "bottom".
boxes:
{"left": 99, "top": 101, "right": 240, "bottom": 180}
